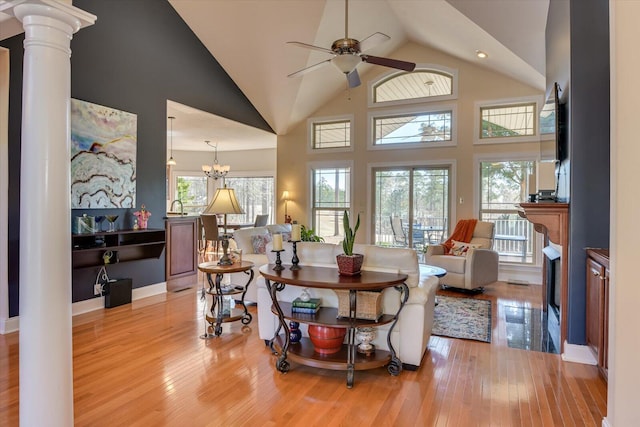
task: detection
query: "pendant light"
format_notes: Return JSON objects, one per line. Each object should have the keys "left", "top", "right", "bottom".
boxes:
{"left": 167, "top": 116, "right": 176, "bottom": 166}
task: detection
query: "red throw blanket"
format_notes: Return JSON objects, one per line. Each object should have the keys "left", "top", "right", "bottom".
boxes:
{"left": 442, "top": 219, "right": 478, "bottom": 253}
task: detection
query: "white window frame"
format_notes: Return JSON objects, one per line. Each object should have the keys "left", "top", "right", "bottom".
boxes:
{"left": 169, "top": 169, "right": 215, "bottom": 213}
{"left": 224, "top": 171, "right": 276, "bottom": 225}
{"left": 307, "top": 160, "right": 354, "bottom": 239}
{"left": 473, "top": 151, "right": 543, "bottom": 268}
{"left": 307, "top": 114, "right": 354, "bottom": 154}
{"left": 474, "top": 95, "right": 543, "bottom": 145}
{"left": 367, "top": 103, "right": 458, "bottom": 151}
{"left": 368, "top": 64, "right": 459, "bottom": 108}
{"left": 366, "top": 159, "right": 457, "bottom": 246}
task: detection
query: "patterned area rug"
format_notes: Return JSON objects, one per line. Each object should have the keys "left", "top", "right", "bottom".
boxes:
{"left": 432, "top": 296, "right": 492, "bottom": 343}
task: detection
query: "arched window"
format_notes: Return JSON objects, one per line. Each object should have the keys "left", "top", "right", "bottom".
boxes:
{"left": 371, "top": 67, "right": 457, "bottom": 106}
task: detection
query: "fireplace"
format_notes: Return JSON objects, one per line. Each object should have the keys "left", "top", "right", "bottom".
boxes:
{"left": 516, "top": 202, "right": 568, "bottom": 352}
{"left": 542, "top": 245, "right": 561, "bottom": 315}
{"left": 542, "top": 244, "right": 561, "bottom": 352}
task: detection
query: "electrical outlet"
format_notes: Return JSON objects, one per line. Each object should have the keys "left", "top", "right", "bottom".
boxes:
{"left": 94, "top": 283, "right": 102, "bottom": 296}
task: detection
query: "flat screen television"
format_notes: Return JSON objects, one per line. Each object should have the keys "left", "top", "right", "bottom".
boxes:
{"left": 539, "top": 82, "right": 566, "bottom": 162}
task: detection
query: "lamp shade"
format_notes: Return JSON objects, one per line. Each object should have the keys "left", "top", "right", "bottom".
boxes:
{"left": 282, "top": 190, "right": 289, "bottom": 201}
{"left": 204, "top": 186, "right": 244, "bottom": 215}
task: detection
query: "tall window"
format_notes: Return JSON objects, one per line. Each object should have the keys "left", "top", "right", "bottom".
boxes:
{"left": 312, "top": 167, "right": 351, "bottom": 243}
{"left": 224, "top": 176, "right": 274, "bottom": 225}
{"left": 479, "top": 160, "right": 535, "bottom": 264}
{"left": 373, "top": 166, "right": 450, "bottom": 251}
{"left": 173, "top": 174, "right": 208, "bottom": 214}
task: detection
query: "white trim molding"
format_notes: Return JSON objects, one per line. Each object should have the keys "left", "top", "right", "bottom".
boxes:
{"left": 561, "top": 341, "right": 598, "bottom": 365}
{"left": 473, "top": 95, "right": 544, "bottom": 145}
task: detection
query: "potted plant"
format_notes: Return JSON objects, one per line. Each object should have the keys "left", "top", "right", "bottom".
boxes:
{"left": 300, "top": 225, "right": 325, "bottom": 242}
{"left": 336, "top": 210, "right": 363, "bottom": 276}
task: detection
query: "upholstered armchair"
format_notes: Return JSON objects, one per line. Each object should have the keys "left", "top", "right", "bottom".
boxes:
{"left": 424, "top": 220, "right": 499, "bottom": 291}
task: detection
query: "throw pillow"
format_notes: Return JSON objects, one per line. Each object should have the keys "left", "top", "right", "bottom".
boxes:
{"left": 449, "top": 240, "right": 482, "bottom": 257}
{"left": 251, "top": 234, "right": 272, "bottom": 254}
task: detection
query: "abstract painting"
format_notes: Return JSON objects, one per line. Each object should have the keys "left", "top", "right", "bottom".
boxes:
{"left": 71, "top": 99, "right": 137, "bottom": 208}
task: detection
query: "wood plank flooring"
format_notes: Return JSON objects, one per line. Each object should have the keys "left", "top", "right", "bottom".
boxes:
{"left": 0, "top": 279, "right": 607, "bottom": 426}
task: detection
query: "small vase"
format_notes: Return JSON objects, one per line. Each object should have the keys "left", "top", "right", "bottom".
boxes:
{"left": 355, "top": 327, "right": 376, "bottom": 355}
{"left": 289, "top": 321, "right": 302, "bottom": 344}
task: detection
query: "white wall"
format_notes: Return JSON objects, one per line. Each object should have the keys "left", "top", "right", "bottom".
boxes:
{"left": 607, "top": 2, "right": 640, "bottom": 425}
{"left": 170, "top": 147, "right": 276, "bottom": 173}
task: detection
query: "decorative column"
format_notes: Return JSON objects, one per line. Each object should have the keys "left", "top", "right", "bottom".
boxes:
{"left": 0, "top": 1, "right": 95, "bottom": 426}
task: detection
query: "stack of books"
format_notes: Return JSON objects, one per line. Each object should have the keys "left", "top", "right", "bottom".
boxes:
{"left": 291, "top": 297, "right": 321, "bottom": 314}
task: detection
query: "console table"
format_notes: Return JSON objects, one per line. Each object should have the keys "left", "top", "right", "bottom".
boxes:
{"left": 198, "top": 261, "right": 254, "bottom": 338}
{"left": 260, "top": 264, "right": 409, "bottom": 388}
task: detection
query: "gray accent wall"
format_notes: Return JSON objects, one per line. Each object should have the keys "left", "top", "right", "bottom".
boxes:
{"left": 546, "top": 0, "right": 610, "bottom": 344}
{"left": 1, "top": 0, "right": 273, "bottom": 312}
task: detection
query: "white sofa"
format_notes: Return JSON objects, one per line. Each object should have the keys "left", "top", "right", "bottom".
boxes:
{"left": 256, "top": 241, "right": 439, "bottom": 369}
{"left": 227, "top": 224, "right": 291, "bottom": 302}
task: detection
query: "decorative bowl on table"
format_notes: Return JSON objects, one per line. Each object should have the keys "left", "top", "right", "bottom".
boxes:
{"left": 307, "top": 325, "right": 346, "bottom": 355}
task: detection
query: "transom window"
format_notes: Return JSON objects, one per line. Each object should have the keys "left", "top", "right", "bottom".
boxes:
{"left": 311, "top": 166, "right": 351, "bottom": 244}
{"left": 309, "top": 116, "right": 352, "bottom": 150}
{"left": 480, "top": 103, "right": 536, "bottom": 139}
{"left": 373, "top": 110, "right": 452, "bottom": 145}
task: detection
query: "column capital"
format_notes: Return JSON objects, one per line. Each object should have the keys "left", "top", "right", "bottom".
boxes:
{"left": 0, "top": 0, "right": 96, "bottom": 33}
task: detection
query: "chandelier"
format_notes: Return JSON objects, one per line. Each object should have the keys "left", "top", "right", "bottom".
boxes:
{"left": 201, "top": 141, "right": 230, "bottom": 180}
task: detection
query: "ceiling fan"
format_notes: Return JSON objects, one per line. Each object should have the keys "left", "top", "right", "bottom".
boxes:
{"left": 286, "top": 0, "right": 416, "bottom": 88}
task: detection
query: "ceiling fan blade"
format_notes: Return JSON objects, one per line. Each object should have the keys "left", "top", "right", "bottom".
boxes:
{"left": 287, "top": 58, "right": 333, "bottom": 78}
{"left": 361, "top": 55, "right": 416, "bottom": 72}
{"left": 347, "top": 68, "right": 361, "bottom": 88}
{"left": 359, "top": 32, "right": 391, "bottom": 52}
{"left": 286, "top": 41, "right": 334, "bottom": 55}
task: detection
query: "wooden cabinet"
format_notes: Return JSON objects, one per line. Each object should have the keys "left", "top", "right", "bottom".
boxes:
{"left": 586, "top": 248, "right": 609, "bottom": 381}
{"left": 165, "top": 216, "right": 199, "bottom": 290}
{"left": 72, "top": 229, "right": 166, "bottom": 269}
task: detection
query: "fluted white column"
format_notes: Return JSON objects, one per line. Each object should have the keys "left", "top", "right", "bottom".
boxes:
{"left": 0, "top": 1, "right": 95, "bottom": 425}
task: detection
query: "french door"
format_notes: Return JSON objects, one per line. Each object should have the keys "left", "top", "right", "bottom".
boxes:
{"left": 373, "top": 166, "right": 450, "bottom": 250}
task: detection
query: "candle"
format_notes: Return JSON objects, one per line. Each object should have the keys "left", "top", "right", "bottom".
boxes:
{"left": 272, "top": 233, "right": 283, "bottom": 251}
{"left": 291, "top": 224, "right": 301, "bottom": 241}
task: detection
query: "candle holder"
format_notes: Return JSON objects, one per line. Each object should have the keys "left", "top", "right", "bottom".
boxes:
{"left": 272, "top": 249, "right": 284, "bottom": 271}
{"left": 289, "top": 240, "right": 301, "bottom": 270}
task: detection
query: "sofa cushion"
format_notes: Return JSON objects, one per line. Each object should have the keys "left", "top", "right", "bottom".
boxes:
{"left": 232, "top": 226, "right": 269, "bottom": 252}
{"left": 428, "top": 254, "right": 466, "bottom": 274}
{"left": 251, "top": 234, "right": 272, "bottom": 254}
{"left": 449, "top": 240, "right": 482, "bottom": 256}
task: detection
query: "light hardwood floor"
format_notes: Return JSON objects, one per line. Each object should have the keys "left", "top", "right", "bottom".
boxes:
{"left": 0, "top": 278, "right": 606, "bottom": 426}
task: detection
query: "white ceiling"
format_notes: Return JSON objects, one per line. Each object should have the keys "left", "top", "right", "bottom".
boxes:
{"left": 1, "top": 0, "right": 549, "bottom": 152}
{"left": 168, "top": 0, "right": 549, "bottom": 151}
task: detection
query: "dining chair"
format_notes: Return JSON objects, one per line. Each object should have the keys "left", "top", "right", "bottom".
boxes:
{"left": 254, "top": 214, "right": 269, "bottom": 227}
{"left": 200, "top": 214, "right": 220, "bottom": 254}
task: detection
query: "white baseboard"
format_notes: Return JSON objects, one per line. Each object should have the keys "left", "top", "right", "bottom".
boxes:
{"left": 0, "top": 315, "right": 19, "bottom": 334}
{"left": 3, "top": 282, "right": 168, "bottom": 332}
{"left": 561, "top": 340, "right": 598, "bottom": 365}
{"left": 498, "top": 263, "right": 542, "bottom": 285}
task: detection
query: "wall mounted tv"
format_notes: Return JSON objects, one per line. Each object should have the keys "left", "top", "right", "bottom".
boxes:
{"left": 539, "top": 82, "right": 566, "bottom": 162}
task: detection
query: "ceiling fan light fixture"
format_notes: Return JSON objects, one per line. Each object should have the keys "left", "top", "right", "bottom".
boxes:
{"left": 332, "top": 54, "right": 361, "bottom": 74}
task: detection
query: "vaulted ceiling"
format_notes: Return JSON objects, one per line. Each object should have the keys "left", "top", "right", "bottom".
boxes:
{"left": 168, "top": 0, "right": 549, "bottom": 142}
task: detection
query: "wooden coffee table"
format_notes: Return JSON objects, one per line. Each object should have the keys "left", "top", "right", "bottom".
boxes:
{"left": 198, "top": 260, "right": 254, "bottom": 338}
{"left": 260, "top": 264, "right": 409, "bottom": 388}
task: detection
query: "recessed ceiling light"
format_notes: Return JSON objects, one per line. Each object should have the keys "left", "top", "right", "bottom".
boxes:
{"left": 476, "top": 50, "right": 488, "bottom": 59}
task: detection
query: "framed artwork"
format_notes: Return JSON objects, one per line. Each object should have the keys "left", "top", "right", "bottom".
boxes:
{"left": 70, "top": 99, "right": 137, "bottom": 208}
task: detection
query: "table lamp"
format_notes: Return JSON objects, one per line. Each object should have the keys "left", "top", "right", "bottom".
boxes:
{"left": 203, "top": 185, "right": 244, "bottom": 265}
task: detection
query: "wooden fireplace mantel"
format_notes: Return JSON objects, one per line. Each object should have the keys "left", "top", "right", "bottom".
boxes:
{"left": 517, "top": 202, "right": 569, "bottom": 352}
